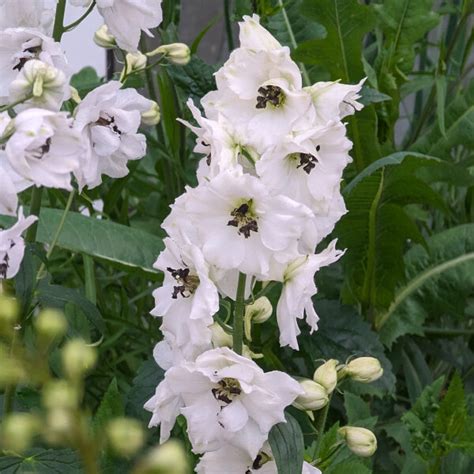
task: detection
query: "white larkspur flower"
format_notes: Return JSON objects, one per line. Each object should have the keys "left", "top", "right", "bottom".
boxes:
{"left": 73, "top": 81, "right": 152, "bottom": 189}
{"left": 238, "top": 15, "right": 282, "bottom": 51}
{"left": 0, "top": 28, "right": 70, "bottom": 106}
{"left": 0, "top": 208, "right": 37, "bottom": 279}
{"left": 95, "top": 0, "right": 163, "bottom": 52}
{"left": 5, "top": 108, "right": 83, "bottom": 189}
{"left": 276, "top": 240, "right": 344, "bottom": 350}
{"left": 9, "top": 59, "right": 68, "bottom": 111}
{"left": 178, "top": 170, "right": 311, "bottom": 278}
{"left": 0, "top": 0, "right": 56, "bottom": 34}
{"left": 196, "top": 443, "right": 322, "bottom": 474}
{"left": 144, "top": 347, "right": 302, "bottom": 458}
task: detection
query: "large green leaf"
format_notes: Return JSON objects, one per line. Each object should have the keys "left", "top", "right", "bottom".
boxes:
{"left": 378, "top": 224, "right": 474, "bottom": 347}
{"left": 268, "top": 412, "right": 304, "bottom": 474}
{"left": 0, "top": 449, "right": 81, "bottom": 473}
{"left": 94, "top": 378, "right": 124, "bottom": 433}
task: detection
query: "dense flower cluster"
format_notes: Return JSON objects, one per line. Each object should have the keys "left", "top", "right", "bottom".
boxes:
{"left": 145, "top": 15, "right": 364, "bottom": 473}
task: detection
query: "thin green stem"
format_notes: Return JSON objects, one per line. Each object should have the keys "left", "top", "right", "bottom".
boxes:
{"left": 26, "top": 187, "right": 44, "bottom": 243}
{"left": 233, "top": 273, "right": 247, "bottom": 355}
{"left": 52, "top": 0, "right": 67, "bottom": 42}
{"left": 313, "top": 394, "right": 332, "bottom": 460}
{"left": 0, "top": 94, "right": 34, "bottom": 112}
{"left": 63, "top": 0, "right": 96, "bottom": 32}
{"left": 83, "top": 255, "right": 97, "bottom": 305}
{"left": 246, "top": 280, "right": 278, "bottom": 304}
{"left": 224, "top": 0, "right": 235, "bottom": 51}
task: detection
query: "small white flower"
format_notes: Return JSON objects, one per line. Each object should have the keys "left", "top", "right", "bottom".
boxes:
{"left": 144, "top": 347, "right": 302, "bottom": 458}
{"left": 73, "top": 81, "right": 152, "bottom": 189}
{"left": 0, "top": 0, "right": 56, "bottom": 34}
{"left": 5, "top": 108, "right": 83, "bottom": 189}
{"left": 148, "top": 43, "right": 191, "bottom": 66}
{"left": 9, "top": 59, "right": 68, "bottom": 111}
{"left": 276, "top": 240, "right": 344, "bottom": 350}
{"left": 93, "top": 24, "right": 116, "bottom": 49}
{"left": 96, "top": 0, "right": 163, "bottom": 52}
{"left": 0, "top": 207, "right": 37, "bottom": 279}
{"left": 0, "top": 28, "right": 70, "bottom": 107}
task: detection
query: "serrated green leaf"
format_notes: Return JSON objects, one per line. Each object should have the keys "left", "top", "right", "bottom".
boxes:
{"left": 70, "top": 67, "right": 102, "bottom": 98}
{"left": 94, "top": 378, "right": 124, "bottom": 433}
{"left": 326, "top": 460, "right": 372, "bottom": 474}
{"left": 344, "top": 392, "right": 371, "bottom": 424}
{"left": 378, "top": 224, "right": 474, "bottom": 347}
{"left": 0, "top": 449, "right": 81, "bottom": 473}
{"left": 268, "top": 412, "right": 304, "bottom": 474}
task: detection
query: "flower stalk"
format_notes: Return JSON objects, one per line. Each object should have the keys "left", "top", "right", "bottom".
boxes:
{"left": 233, "top": 272, "right": 247, "bottom": 355}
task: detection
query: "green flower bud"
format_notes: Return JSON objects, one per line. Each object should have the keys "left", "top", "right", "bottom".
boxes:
{"left": 44, "top": 408, "right": 74, "bottom": 444}
{"left": 244, "top": 297, "right": 272, "bottom": 341}
{"left": 1, "top": 413, "right": 40, "bottom": 452}
{"left": 121, "top": 52, "right": 147, "bottom": 80}
{"left": 313, "top": 359, "right": 338, "bottom": 394}
{"left": 343, "top": 357, "right": 383, "bottom": 383}
{"left": 0, "top": 296, "right": 18, "bottom": 336}
{"left": 34, "top": 309, "right": 67, "bottom": 341}
{"left": 133, "top": 440, "right": 188, "bottom": 474}
{"left": 338, "top": 426, "right": 377, "bottom": 457}
{"left": 61, "top": 339, "right": 97, "bottom": 380}
{"left": 106, "top": 418, "right": 145, "bottom": 457}
{"left": 293, "top": 379, "right": 329, "bottom": 411}
{"left": 141, "top": 101, "right": 161, "bottom": 126}
{"left": 42, "top": 380, "right": 78, "bottom": 410}
{"left": 94, "top": 24, "right": 116, "bottom": 48}
{"left": 147, "top": 43, "right": 191, "bottom": 66}
{"left": 210, "top": 322, "right": 233, "bottom": 348}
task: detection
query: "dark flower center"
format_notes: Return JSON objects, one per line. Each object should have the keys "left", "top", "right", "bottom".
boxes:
{"left": 29, "top": 137, "right": 52, "bottom": 160}
{"left": 244, "top": 451, "right": 272, "bottom": 473}
{"left": 256, "top": 85, "right": 285, "bottom": 109}
{"left": 227, "top": 201, "right": 258, "bottom": 238}
{"left": 96, "top": 115, "right": 121, "bottom": 135}
{"left": 13, "top": 45, "right": 42, "bottom": 71}
{"left": 212, "top": 377, "right": 242, "bottom": 405}
{"left": 296, "top": 149, "right": 319, "bottom": 175}
{"left": 166, "top": 267, "right": 200, "bottom": 299}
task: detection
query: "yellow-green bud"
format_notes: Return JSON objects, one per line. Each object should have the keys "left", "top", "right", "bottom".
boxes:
{"left": 121, "top": 52, "right": 147, "bottom": 80}
{"left": 210, "top": 322, "right": 233, "bottom": 348}
{"left": 244, "top": 297, "right": 272, "bottom": 341}
{"left": 1, "top": 413, "right": 40, "bottom": 452}
{"left": 293, "top": 379, "right": 329, "bottom": 411}
{"left": 141, "top": 101, "right": 161, "bottom": 126}
{"left": 94, "top": 24, "right": 116, "bottom": 48}
{"left": 133, "top": 440, "right": 188, "bottom": 474}
{"left": 42, "top": 380, "right": 78, "bottom": 410}
{"left": 106, "top": 418, "right": 145, "bottom": 457}
{"left": 147, "top": 43, "right": 191, "bottom": 66}
{"left": 35, "top": 309, "right": 67, "bottom": 341}
{"left": 344, "top": 357, "right": 383, "bottom": 383}
{"left": 61, "top": 339, "right": 97, "bottom": 380}
{"left": 44, "top": 408, "right": 74, "bottom": 444}
{"left": 338, "top": 426, "right": 377, "bottom": 457}
{"left": 0, "top": 296, "right": 18, "bottom": 335}
{"left": 0, "top": 346, "right": 25, "bottom": 386}
{"left": 70, "top": 86, "right": 81, "bottom": 104}
{"left": 313, "top": 359, "right": 338, "bottom": 394}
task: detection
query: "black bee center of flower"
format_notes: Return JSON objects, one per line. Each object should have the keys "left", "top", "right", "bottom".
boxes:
{"left": 256, "top": 85, "right": 285, "bottom": 109}
{"left": 13, "top": 45, "right": 42, "bottom": 71}
{"left": 96, "top": 115, "right": 122, "bottom": 135}
{"left": 296, "top": 149, "right": 319, "bottom": 175}
{"left": 0, "top": 254, "right": 10, "bottom": 278}
{"left": 228, "top": 201, "right": 259, "bottom": 238}
{"left": 166, "top": 267, "right": 200, "bottom": 299}
{"left": 30, "top": 137, "right": 52, "bottom": 160}
{"left": 212, "top": 377, "right": 242, "bottom": 405}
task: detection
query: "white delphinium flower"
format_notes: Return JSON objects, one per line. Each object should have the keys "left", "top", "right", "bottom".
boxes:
{"left": 0, "top": 0, "right": 56, "bottom": 34}
{"left": 9, "top": 59, "right": 68, "bottom": 111}
{"left": 145, "top": 347, "right": 302, "bottom": 457}
{"left": 5, "top": 108, "right": 82, "bottom": 189}
{"left": 0, "top": 28, "right": 70, "bottom": 106}
{"left": 73, "top": 81, "right": 153, "bottom": 189}
{"left": 196, "top": 443, "right": 321, "bottom": 474}
{"left": 276, "top": 240, "right": 344, "bottom": 350}
{"left": 0, "top": 208, "right": 37, "bottom": 279}
{"left": 173, "top": 170, "right": 311, "bottom": 278}
{"left": 95, "top": 0, "right": 163, "bottom": 52}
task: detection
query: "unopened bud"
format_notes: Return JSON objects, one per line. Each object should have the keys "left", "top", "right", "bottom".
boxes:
{"left": 61, "top": 339, "right": 97, "bottom": 380}
{"left": 244, "top": 297, "right": 272, "bottom": 341}
{"left": 293, "top": 379, "right": 328, "bottom": 411}
{"left": 34, "top": 309, "right": 67, "bottom": 341}
{"left": 1, "top": 413, "right": 40, "bottom": 452}
{"left": 133, "top": 440, "right": 188, "bottom": 474}
{"left": 0, "top": 296, "right": 18, "bottom": 335}
{"left": 70, "top": 86, "right": 81, "bottom": 104}
{"left": 0, "top": 345, "right": 25, "bottom": 385}
{"left": 343, "top": 357, "right": 383, "bottom": 383}
{"left": 94, "top": 24, "right": 116, "bottom": 48}
{"left": 141, "top": 101, "right": 161, "bottom": 126}
{"left": 106, "top": 418, "right": 145, "bottom": 457}
{"left": 210, "top": 322, "right": 233, "bottom": 348}
{"left": 121, "top": 52, "right": 147, "bottom": 80}
{"left": 42, "top": 380, "right": 78, "bottom": 410}
{"left": 338, "top": 426, "right": 377, "bottom": 457}
{"left": 147, "top": 43, "right": 191, "bottom": 66}
{"left": 44, "top": 408, "right": 74, "bottom": 444}
{"left": 313, "top": 359, "right": 338, "bottom": 394}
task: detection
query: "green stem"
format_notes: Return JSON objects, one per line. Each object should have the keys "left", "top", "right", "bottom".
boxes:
{"left": 26, "top": 187, "right": 44, "bottom": 243}
{"left": 246, "top": 280, "right": 278, "bottom": 304}
{"left": 63, "top": 0, "right": 96, "bottom": 32}
{"left": 224, "top": 0, "right": 235, "bottom": 51}
{"left": 83, "top": 255, "right": 97, "bottom": 305}
{"left": 52, "top": 0, "right": 67, "bottom": 42}
{"left": 233, "top": 273, "right": 247, "bottom": 355}
{"left": 313, "top": 394, "right": 332, "bottom": 460}
{"left": 0, "top": 94, "right": 34, "bottom": 112}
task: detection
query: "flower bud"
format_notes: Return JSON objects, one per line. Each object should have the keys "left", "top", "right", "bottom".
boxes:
{"left": 44, "top": 408, "right": 74, "bottom": 444}
{"left": 1, "top": 413, "right": 40, "bottom": 452}
{"left": 141, "top": 101, "right": 161, "bottom": 126}
{"left": 94, "top": 24, "right": 116, "bottom": 48}
{"left": 106, "top": 418, "right": 145, "bottom": 457}
{"left": 343, "top": 357, "right": 383, "bottom": 383}
{"left": 313, "top": 359, "right": 338, "bottom": 394}
{"left": 9, "top": 59, "right": 67, "bottom": 111}
{"left": 42, "top": 380, "right": 78, "bottom": 411}
{"left": 338, "top": 426, "right": 377, "bottom": 457}
{"left": 133, "top": 440, "right": 188, "bottom": 474}
{"left": 0, "top": 295, "right": 18, "bottom": 336}
{"left": 147, "top": 43, "right": 191, "bottom": 66}
{"left": 244, "top": 296, "right": 272, "bottom": 341}
{"left": 293, "top": 379, "right": 328, "bottom": 411}
{"left": 61, "top": 339, "right": 97, "bottom": 380}
{"left": 70, "top": 86, "right": 82, "bottom": 104}
{"left": 0, "top": 345, "right": 25, "bottom": 386}
{"left": 210, "top": 322, "right": 233, "bottom": 348}
{"left": 121, "top": 52, "right": 147, "bottom": 80}
{"left": 34, "top": 309, "right": 67, "bottom": 342}
{"left": 0, "top": 112, "right": 12, "bottom": 139}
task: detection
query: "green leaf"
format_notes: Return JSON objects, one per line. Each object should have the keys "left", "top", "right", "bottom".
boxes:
{"left": 94, "top": 378, "right": 124, "bottom": 433}
{"left": 0, "top": 449, "right": 81, "bottom": 473}
{"left": 268, "top": 412, "right": 304, "bottom": 474}
{"left": 344, "top": 392, "right": 371, "bottom": 424}
{"left": 435, "top": 75, "right": 447, "bottom": 136}
{"left": 326, "top": 460, "right": 371, "bottom": 474}
{"left": 300, "top": 300, "right": 395, "bottom": 395}
{"left": 70, "top": 66, "right": 102, "bottom": 98}
{"left": 378, "top": 224, "right": 474, "bottom": 346}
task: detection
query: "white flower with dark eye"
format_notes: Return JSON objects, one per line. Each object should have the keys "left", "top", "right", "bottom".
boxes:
{"left": 0, "top": 0, "right": 56, "bottom": 34}
{"left": 196, "top": 443, "right": 322, "bottom": 474}
{"left": 276, "top": 240, "right": 344, "bottom": 350}
{"left": 0, "top": 207, "right": 37, "bottom": 279}
{"left": 9, "top": 59, "right": 68, "bottom": 111}
{"left": 95, "top": 0, "right": 163, "bottom": 52}
{"left": 0, "top": 28, "right": 70, "bottom": 106}
{"left": 5, "top": 108, "right": 82, "bottom": 190}
{"left": 179, "top": 170, "right": 311, "bottom": 278}
{"left": 73, "top": 81, "right": 152, "bottom": 189}
{"left": 144, "top": 347, "right": 302, "bottom": 458}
